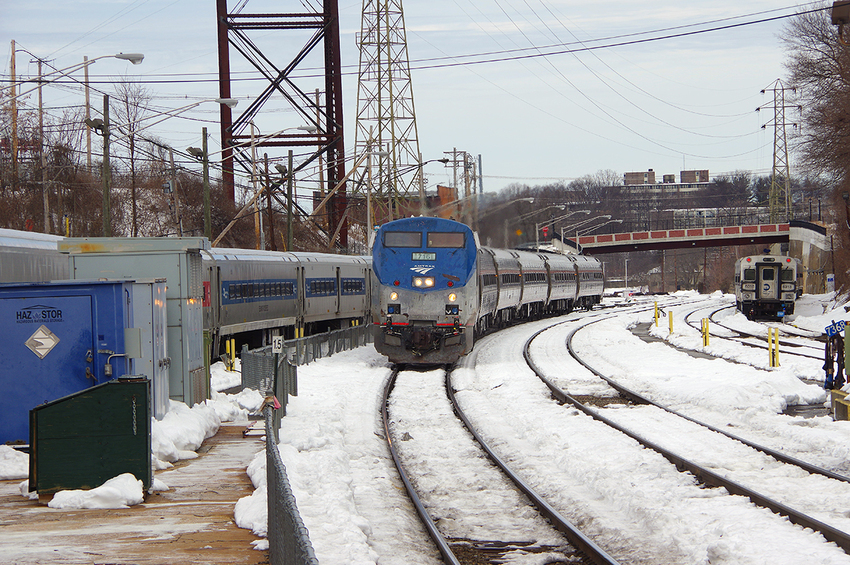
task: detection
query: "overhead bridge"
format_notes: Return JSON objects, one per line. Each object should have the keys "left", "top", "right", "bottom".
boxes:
{"left": 571, "top": 223, "right": 790, "bottom": 255}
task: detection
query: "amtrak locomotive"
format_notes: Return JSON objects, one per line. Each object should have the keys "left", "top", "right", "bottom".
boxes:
{"left": 371, "top": 217, "right": 604, "bottom": 364}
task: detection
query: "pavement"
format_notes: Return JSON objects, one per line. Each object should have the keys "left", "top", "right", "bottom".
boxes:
{"left": 0, "top": 423, "right": 268, "bottom": 565}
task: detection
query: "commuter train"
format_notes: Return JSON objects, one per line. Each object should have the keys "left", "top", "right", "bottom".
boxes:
{"left": 0, "top": 229, "right": 371, "bottom": 359}
{"left": 0, "top": 229, "right": 69, "bottom": 283}
{"left": 201, "top": 247, "right": 371, "bottom": 355}
{"left": 371, "top": 216, "right": 604, "bottom": 364}
{"left": 733, "top": 254, "right": 801, "bottom": 320}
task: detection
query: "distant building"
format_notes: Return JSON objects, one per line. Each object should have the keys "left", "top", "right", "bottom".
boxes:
{"left": 680, "top": 170, "right": 709, "bottom": 183}
{"left": 624, "top": 169, "right": 656, "bottom": 185}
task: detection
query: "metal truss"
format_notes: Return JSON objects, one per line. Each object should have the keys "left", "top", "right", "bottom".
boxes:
{"left": 353, "top": 0, "right": 422, "bottom": 224}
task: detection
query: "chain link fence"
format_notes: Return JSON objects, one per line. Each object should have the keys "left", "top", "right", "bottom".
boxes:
{"left": 264, "top": 405, "right": 319, "bottom": 565}
{"left": 242, "top": 324, "right": 373, "bottom": 564}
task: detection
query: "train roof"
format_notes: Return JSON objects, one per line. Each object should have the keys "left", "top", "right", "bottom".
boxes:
{"left": 0, "top": 228, "right": 63, "bottom": 250}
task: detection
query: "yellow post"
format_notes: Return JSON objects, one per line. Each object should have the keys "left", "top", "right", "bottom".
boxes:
{"left": 768, "top": 328, "right": 780, "bottom": 367}
{"left": 654, "top": 302, "right": 659, "bottom": 327}
{"left": 669, "top": 310, "right": 674, "bottom": 335}
{"left": 229, "top": 338, "right": 236, "bottom": 371}
{"left": 225, "top": 338, "right": 231, "bottom": 371}
{"left": 702, "top": 318, "right": 710, "bottom": 347}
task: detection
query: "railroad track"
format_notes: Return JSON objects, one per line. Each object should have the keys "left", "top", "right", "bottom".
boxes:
{"left": 536, "top": 316, "right": 850, "bottom": 555}
{"left": 382, "top": 363, "right": 619, "bottom": 565}
{"left": 679, "top": 304, "right": 825, "bottom": 361}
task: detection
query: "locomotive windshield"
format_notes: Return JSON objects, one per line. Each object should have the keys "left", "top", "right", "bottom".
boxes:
{"left": 427, "top": 232, "right": 465, "bottom": 248}
{"left": 743, "top": 269, "right": 756, "bottom": 281}
{"left": 781, "top": 269, "right": 794, "bottom": 281}
{"left": 384, "top": 231, "right": 421, "bottom": 247}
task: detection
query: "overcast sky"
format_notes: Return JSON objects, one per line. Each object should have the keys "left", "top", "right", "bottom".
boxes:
{"left": 1, "top": 1, "right": 822, "bottom": 196}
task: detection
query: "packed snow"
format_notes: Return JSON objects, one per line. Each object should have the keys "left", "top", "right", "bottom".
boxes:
{"left": 4, "top": 291, "right": 850, "bottom": 564}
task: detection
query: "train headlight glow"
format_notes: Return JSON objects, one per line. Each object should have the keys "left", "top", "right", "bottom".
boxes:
{"left": 413, "top": 276, "right": 435, "bottom": 288}
{"left": 390, "top": 291, "right": 399, "bottom": 301}
{"left": 448, "top": 293, "right": 457, "bottom": 302}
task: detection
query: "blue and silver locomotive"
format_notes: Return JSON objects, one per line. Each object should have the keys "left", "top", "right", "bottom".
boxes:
{"left": 372, "top": 216, "right": 604, "bottom": 364}
{"left": 372, "top": 217, "right": 479, "bottom": 364}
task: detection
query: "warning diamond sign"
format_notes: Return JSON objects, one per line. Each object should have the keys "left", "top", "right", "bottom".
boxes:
{"left": 26, "top": 325, "right": 60, "bottom": 359}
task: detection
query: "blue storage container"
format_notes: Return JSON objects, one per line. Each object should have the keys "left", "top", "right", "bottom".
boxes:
{"left": 0, "top": 279, "right": 166, "bottom": 445}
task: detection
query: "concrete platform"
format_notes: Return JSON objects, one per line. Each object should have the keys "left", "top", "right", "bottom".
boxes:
{"left": 0, "top": 423, "right": 268, "bottom": 564}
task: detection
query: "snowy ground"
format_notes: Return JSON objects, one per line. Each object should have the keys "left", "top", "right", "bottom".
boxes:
{"left": 4, "top": 291, "right": 850, "bottom": 564}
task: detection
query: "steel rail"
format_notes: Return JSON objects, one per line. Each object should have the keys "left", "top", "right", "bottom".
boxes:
{"left": 687, "top": 305, "right": 825, "bottom": 360}
{"left": 381, "top": 366, "right": 461, "bottom": 565}
{"left": 444, "top": 365, "right": 621, "bottom": 565}
{"left": 523, "top": 320, "right": 850, "bottom": 554}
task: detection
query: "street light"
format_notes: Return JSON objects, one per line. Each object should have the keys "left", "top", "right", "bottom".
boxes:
{"left": 504, "top": 204, "right": 565, "bottom": 248}
{"left": 84, "top": 94, "right": 113, "bottom": 236}
{"left": 9, "top": 48, "right": 144, "bottom": 233}
{"left": 534, "top": 209, "right": 591, "bottom": 251}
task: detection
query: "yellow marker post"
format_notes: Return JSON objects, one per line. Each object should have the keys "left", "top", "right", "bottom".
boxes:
{"left": 654, "top": 302, "right": 659, "bottom": 327}
{"left": 702, "top": 318, "right": 710, "bottom": 347}
{"left": 768, "top": 328, "right": 780, "bottom": 367}
{"left": 669, "top": 310, "right": 674, "bottom": 335}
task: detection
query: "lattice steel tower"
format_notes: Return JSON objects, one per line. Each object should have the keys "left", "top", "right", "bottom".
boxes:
{"left": 758, "top": 79, "right": 797, "bottom": 223}
{"left": 354, "top": 0, "right": 422, "bottom": 224}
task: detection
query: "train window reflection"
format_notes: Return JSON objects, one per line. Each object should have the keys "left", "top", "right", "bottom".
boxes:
{"left": 762, "top": 268, "right": 774, "bottom": 281}
{"left": 743, "top": 269, "right": 756, "bottom": 281}
{"left": 385, "top": 231, "right": 421, "bottom": 247}
{"left": 427, "top": 232, "right": 464, "bottom": 248}
{"left": 781, "top": 269, "right": 794, "bottom": 281}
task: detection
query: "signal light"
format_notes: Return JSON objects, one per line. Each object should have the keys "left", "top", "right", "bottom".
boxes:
{"left": 447, "top": 280, "right": 454, "bottom": 287}
{"left": 393, "top": 280, "right": 400, "bottom": 286}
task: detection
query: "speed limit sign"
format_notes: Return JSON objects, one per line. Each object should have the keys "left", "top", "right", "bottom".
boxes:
{"left": 272, "top": 335, "right": 283, "bottom": 354}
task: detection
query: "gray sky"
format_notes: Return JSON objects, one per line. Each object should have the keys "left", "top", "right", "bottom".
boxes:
{"left": 1, "top": 1, "right": 820, "bottom": 196}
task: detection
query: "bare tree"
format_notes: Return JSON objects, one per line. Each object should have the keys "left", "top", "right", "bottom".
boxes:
{"left": 112, "top": 81, "right": 152, "bottom": 236}
{"left": 782, "top": 4, "right": 850, "bottom": 183}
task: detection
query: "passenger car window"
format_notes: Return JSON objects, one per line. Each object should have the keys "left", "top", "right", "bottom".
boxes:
{"left": 743, "top": 269, "right": 756, "bottom": 281}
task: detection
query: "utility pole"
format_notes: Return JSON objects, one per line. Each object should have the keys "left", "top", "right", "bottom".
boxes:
{"left": 102, "top": 95, "right": 111, "bottom": 237}
{"left": 286, "top": 150, "right": 294, "bottom": 252}
{"left": 10, "top": 41, "right": 18, "bottom": 192}
{"left": 37, "top": 58, "right": 51, "bottom": 233}
{"left": 84, "top": 56, "right": 92, "bottom": 171}
{"left": 264, "top": 154, "right": 276, "bottom": 251}
{"left": 202, "top": 128, "right": 210, "bottom": 240}
{"left": 169, "top": 148, "right": 183, "bottom": 237}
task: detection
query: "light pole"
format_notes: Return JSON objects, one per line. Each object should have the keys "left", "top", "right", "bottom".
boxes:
{"left": 534, "top": 209, "right": 590, "bottom": 251}
{"left": 10, "top": 48, "right": 143, "bottom": 233}
{"left": 504, "top": 204, "right": 565, "bottom": 248}
{"left": 188, "top": 128, "right": 211, "bottom": 240}
{"left": 84, "top": 95, "right": 112, "bottom": 236}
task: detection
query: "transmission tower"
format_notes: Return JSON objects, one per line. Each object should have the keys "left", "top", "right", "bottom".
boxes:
{"left": 354, "top": 0, "right": 422, "bottom": 224}
{"left": 758, "top": 79, "right": 797, "bottom": 223}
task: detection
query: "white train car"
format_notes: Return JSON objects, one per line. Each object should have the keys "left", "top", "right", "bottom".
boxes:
{"left": 734, "top": 254, "right": 801, "bottom": 320}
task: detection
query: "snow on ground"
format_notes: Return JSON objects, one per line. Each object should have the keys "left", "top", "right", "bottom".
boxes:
{"left": 6, "top": 291, "right": 850, "bottom": 563}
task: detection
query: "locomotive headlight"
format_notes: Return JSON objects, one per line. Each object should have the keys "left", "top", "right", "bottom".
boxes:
{"left": 390, "top": 291, "right": 399, "bottom": 301}
{"left": 413, "top": 276, "right": 435, "bottom": 288}
{"left": 448, "top": 293, "right": 457, "bottom": 302}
